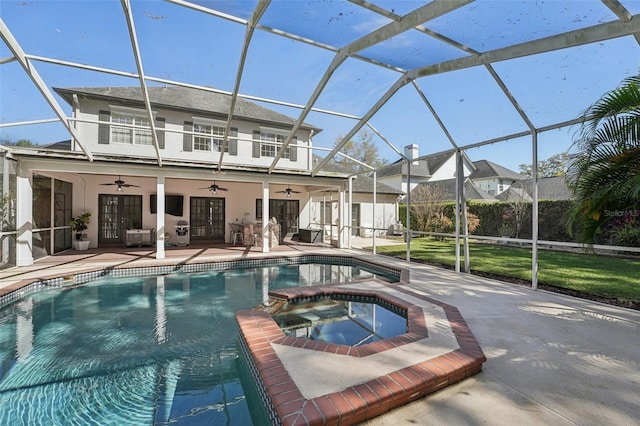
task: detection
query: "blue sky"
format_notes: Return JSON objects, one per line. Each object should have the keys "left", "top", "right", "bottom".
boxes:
{"left": 1, "top": 0, "right": 639, "bottom": 172}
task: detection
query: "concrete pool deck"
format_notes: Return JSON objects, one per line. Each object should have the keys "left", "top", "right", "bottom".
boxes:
{"left": 1, "top": 244, "right": 638, "bottom": 425}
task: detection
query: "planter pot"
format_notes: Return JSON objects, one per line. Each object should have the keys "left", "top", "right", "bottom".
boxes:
{"left": 73, "top": 240, "right": 90, "bottom": 251}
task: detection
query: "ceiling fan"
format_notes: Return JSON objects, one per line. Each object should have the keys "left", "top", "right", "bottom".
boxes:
{"left": 100, "top": 176, "right": 140, "bottom": 192}
{"left": 200, "top": 181, "right": 228, "bottom": 194}
{"left": 276, "top": 185, "right": 301, "bottom": 197}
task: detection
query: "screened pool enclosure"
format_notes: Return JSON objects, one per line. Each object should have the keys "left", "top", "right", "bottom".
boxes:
{"left": 1, "top": 1, "right": 639, "bottom": 285}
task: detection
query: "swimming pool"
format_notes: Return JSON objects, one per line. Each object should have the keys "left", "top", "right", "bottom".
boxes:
{"left": 0, "top": 257, "right": 399, "bottom": 425}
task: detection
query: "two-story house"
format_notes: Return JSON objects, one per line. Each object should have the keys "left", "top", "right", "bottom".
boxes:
{"left": 1, "top": 85, "right": 402, "bottom": 267}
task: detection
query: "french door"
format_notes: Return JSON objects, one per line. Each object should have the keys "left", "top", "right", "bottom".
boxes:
{"left": 351, "top": 204, "right": 361, "bottom": 236}
{"left": 190, "top": 197, "right": 225, "bottom": 242}
{"left": 98, "top": 194, "right": 142, "bottom": 246}
{"left": 269, "top": 199, "right": 299, "bottom": 240}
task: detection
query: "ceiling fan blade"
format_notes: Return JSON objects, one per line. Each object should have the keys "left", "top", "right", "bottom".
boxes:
{"left": 100, "top": 183, "right": 117, "bottom": 186}
{"left": 121, "top": 184, "right": 140, "bottom": 188}
{"left": 217, "top": 187, "right": 228, "bottom": 191}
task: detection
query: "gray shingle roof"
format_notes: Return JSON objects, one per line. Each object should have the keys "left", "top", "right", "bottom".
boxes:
{"left": 470, "top": 159, "right": 523, "bottom": 180}
{"left": 310, "top": 155, "right": 403, "bottom": 194}
{"left": 496, "top": 176, "right": 572, "bottom": 201}
{"left": 407, "top": 178, "right": 495, "bottom": 202}
{"left": 376, "top": 158, "right": 431, "bottom": 178}
{"left": 54, "top": 86, "right": 322, "bottom": 133}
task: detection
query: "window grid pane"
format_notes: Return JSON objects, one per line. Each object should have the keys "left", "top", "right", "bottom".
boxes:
{"left": 112, "top": 114, "right": 133, "bottom": 144}
{"left": 111, "top": 113, "right": 152, "bottom": 145}
{"left": 194, "top": 123, "right": 227, "bottom": 152}
{"left": 135, "top": 117, "right": 152, "bottom": 146}
{"left": 261, "top": 132, "right": 289, "bottom": 158}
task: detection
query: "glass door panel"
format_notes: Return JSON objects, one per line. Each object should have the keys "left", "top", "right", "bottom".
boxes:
{"left": 190, "top": 197, "right": 225, "bottom": 241}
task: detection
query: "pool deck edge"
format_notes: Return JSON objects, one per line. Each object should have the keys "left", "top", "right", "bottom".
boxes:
{"left": 236, "top": 282, "right": 486, "bottom": 425}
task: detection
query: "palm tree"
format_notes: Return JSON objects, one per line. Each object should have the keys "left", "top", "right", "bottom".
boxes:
{"left": 567, "top": 74, "right": 640, "bottom": 245}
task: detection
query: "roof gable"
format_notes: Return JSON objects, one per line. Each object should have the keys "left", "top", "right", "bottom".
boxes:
{"left": 470, "top": 159, "right": 523, "bottom": 180}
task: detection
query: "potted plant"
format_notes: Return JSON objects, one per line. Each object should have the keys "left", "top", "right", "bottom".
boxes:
{"left": 70, "top": 212, "right": 91, "bottom": 245}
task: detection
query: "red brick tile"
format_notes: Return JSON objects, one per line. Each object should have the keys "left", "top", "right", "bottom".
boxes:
{"left": 263, "top": 371, "right": 291, "bottom": 388}
{"left": 327, "top": 392, "right": 354, "bottom": 419}
{"left": 312, "top": 396, "right": 341, "bottom": 425}
{"left": 268, "top": 380, "right": 299, "bottom": 397}
{"left": 291, "top": 338, "right": 307, "bottom": 348}
{"left": 272, "top": 389, "right": 306, "bottom": 411}
{"left": 387, "top": 371, "right": 416, "bottom": 394}
{"left": 363, "top": 380, "right": 392, "bottom": 405}
{"left": 261, "top": 364, "right": 287, "bottom": 379}
{"left": 300, "top": 400, "right": 326, "bottom": 425}
{"left": 302, "top": 339, "right": 318, "bottom": 350}
{"left": 352, "top": 383, "right": 380, "bottom": 409}
{"left": 364, "top": 399, "right": 390, "bottom": 420}
{"left": 428, "top": 357, "right": 457, "bottom": 376}
{"left": 340, "top": 387, "right": 367, "bottom": 416}
{"left": 335, "top": 344, "right": 351, "bottom": 355}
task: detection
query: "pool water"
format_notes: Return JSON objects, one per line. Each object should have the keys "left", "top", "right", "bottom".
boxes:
{"left": 274, "top": 298, "right": 407, "bottom": 346}
{"left": 0, "top": 263, "right": 392, "bottom": 425}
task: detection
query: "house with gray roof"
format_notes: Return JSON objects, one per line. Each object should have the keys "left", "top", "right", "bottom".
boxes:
{"left": 377, "top": 144, "right": 475, "bottom": 195}
{"left": 2, "top": 85, "right": 399, "bottom": 266}
{"left": 496, "top": 176, "right": 573, "bottom": 202}
{"left": 470, "top": 160, "right": 524, "bottom": 196}
{"left": 405, "top": 178, "right": 496, "bottom": 203}
{"left": 310, "top": 155, "right": 404, "bottom": 237}
{"left": 53, "top": 86, "right": 322, "bottom": 171}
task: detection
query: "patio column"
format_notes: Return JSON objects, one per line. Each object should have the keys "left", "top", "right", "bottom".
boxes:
{"left": 2, "top": 155, "right": 11, "bottom": 265}
{"left": 15, "top": 165, "right": 32, "bottom": 266}
{"left": 338, "top": 187, "right": 346, "bottom": 248}
{"left": 373, "top": 170, "right": 377, "bottom": 254}
{"left": 155, "top": 176, "right": 165, "bottom": 259}
{"left": 262, "top": 182, "right": 269, "bottom": 253}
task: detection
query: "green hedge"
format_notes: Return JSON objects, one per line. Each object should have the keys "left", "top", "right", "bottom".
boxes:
{"left": 399, "top": 200, "right": 574, "bottom": 242}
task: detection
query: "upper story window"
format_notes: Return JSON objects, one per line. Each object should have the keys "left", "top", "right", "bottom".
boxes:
{"left": 252, "top": 128, "right": 297, "bottom": 161}
{"left": 193, "top": 122, "right": 227, "bottom": 152}
{"left": 99, "top": 108, "right": 164, "bottom": 148}
{"left": 182, "top": 120, "right": 237, "bottom": 155}
{"left": 111, "top": 112, "right": 152, "bottom": 145}
{"left": 260, "top": 131, "right": 288, "bottom": 158}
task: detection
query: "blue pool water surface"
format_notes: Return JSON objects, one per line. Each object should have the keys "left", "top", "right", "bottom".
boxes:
{"left": 0, "top": 262, "right": 394, "bottom": 425}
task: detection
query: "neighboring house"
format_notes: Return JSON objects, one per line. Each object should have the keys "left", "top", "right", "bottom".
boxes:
{"left": 377, "top": 144, "right": 475, "bottom": 195}
{"left": 406, "top": 178, "right": 496, "bottom": 203}
{"left": 0, "top": 85, "right": 399, "bottom": 267}
{"left": 380, "top": 145, "right": 523, "bottom": 203}
{"left": 308, "top": 155, "right": 404, "bottom": 239}
{"left": 469, "top": 159, "right": 523, "bottom": 196}
{"left": 496, "top": 176, "right": 573, "bottom": 202}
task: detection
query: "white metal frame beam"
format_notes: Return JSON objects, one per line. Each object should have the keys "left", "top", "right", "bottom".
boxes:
{"left": 0, "top": 19, "right": 94, "bottom": 161}
{"left": 218, "top": 0, "right": 271, "bottom": 169}
{"left": 121, "top": 0, "right": 163, "bottom": 166}
{"left": 417, "top": 16, "right": 640, "bottom": 78}
{"left": 269, "top": 0, "right": 472, "bottom": 173}
{"left": 312, "top": 72, "right": 416, "bottom": 176}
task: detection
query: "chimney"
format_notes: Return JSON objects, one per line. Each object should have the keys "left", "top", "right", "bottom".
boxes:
{"left": 404, "top": 144, "right": 419, "bottom": 165}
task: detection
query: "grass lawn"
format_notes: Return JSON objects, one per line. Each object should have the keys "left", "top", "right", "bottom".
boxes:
{"left": 374, "top": 238, "right": 640, "bottom": 305}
